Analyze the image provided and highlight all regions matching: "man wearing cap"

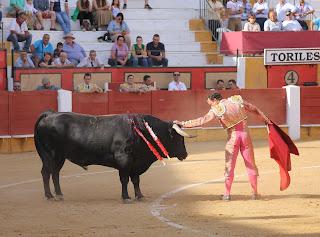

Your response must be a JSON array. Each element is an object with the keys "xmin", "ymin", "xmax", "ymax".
[
  {"xmin": 36, "ymin": 78, "xmax": 60, "ymax": 90},
  {"xmin": 276, "ymin": 0, "xmax": 296, "ymax": 22},
  {"xmin": 282, "ymin": 10, "xmax": 303, "ymax": 31},
  {"xmin": 63, "ymin": 33, "xmax": 86, "ymax": 65},
  {"xmin": 175, "ymin": 93, "xmax": 271, "ymax": 201},
  {"xmin": 76, "ymin": 73, "xmax": 103, "ymax": 93}
]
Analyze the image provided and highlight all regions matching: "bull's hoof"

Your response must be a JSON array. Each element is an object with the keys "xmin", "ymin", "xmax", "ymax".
[
  {"xmin": 54, "ymin": 195, "xmax": 64, "ymax": 201},
  {"xmin": 135, "ymin": 196, "xmax": 145, "ymax": 202},
  {"xmin": 122, "ymin": 198, "xmax": 133, "ymax": 204}
]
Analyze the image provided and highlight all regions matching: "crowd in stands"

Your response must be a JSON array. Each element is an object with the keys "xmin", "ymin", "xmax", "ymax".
[
  {"xmin": 5, "ymin": 0, "xmax": 168, "ymax": 68},
  {"xmin": 208, "ymin": 0, "xmax": 320, "ymax": 34}
]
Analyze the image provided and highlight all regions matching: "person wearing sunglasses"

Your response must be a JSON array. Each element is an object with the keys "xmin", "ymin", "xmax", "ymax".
[{"xmin": 168, "ymin": 72, "xmax": 187, "ymax": 91}]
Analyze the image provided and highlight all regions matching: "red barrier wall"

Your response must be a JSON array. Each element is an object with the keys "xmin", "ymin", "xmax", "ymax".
[
  {"xmin": 152, "ymin": 91, "xmax": 197, "ymax": 121},
  {"xmin": 10, "ymin": 91, "xmax": 58, "ymax": 135},
  {"xmin": 108, "ymin": 91, "xmax": 152, "ymax": 114},
  {"xmin": 0, "ymin": 69, "xmax": 7, "ymax": 91},
  {"xmin": 14, "ymin": 67, "xmax": 237, "ymax": 91},
  {"xmin": 73, "ymin": 93, "xmax": 109, "ymax": 115},
  {"xmin": 267, "ymin": 65, "xmax": 317, "ymax": 88},
  {"xmin": 301, "ymin": 87, "xmax": 320, "ymax": 124},
  {"xmin": 0, "ymin": 91, "xmax": 10, "ymax": 135},
  {"xmin": 240, "ymin": 89, "xmax": 286, "ymax": 125}
]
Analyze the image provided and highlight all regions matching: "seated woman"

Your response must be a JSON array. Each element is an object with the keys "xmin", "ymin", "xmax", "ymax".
[
  {"xmin": 24, "ymin": 0, "xmax": 44, "ymax": 30},
  {"xmin": 111, "ymin": 0, "xmax": 121, "ymax": 19},
  {"xmin": 243, "ymin": 14, "xmax": 261, "ymax": 31},
  {"xmin": 108, "ymin": 35, "xmax": 130, "ymax": 67},
  {"xmin": 93, "ymin": 0, "xmax": 112, "ymax": 30},
  {"xmin": 77, "ymin": 0, "xmax": 94, "ymax": 31},
  {"xmin": 107, "ymin": 12, "xmax": 131, "ymax": 48},
  {"xmin": 38, "ymin": 52, "xmax": 54, "ymax": 68},
  {"xmin": 264, "ymin": 10, "xmax": 283, "ymax": 31},
  {"xmin": 130, "ymin": 36, "xmax": 148, "ymax": 67}
]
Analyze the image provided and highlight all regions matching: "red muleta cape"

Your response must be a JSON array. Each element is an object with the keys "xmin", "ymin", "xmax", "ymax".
[{"xmin": 268, "ymin": 123, "xmax": 299, "ymax": 191}]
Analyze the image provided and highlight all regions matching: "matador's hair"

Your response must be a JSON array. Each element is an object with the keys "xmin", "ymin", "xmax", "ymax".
[{"xmin": 208, "ymin": 92, "xmax": 223, "ymax": 101}]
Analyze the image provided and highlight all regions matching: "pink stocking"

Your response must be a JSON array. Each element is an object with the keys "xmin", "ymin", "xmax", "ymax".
[
  {"xmin": 248, "ymin": 174, "xmax": 258, "ymax": 194},
  {"xmin": 224, "ymin": 176, "xmax": 234, "ymax": 196}
]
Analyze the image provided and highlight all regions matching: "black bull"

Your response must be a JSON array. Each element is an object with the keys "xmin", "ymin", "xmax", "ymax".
[{"xmin": 34, "ymin": 111, "xmax": 192, "ymax": 201}]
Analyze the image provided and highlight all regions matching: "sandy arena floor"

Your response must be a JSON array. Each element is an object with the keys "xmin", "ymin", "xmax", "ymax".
[{"xmin": 0, "ymin": 140, "xmax": 319, "ymax": 237}]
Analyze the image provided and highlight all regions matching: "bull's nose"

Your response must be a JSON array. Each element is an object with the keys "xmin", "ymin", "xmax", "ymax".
[{"xmin": 178, "ymin": 153, "xmax": 188, "ymax": 161}]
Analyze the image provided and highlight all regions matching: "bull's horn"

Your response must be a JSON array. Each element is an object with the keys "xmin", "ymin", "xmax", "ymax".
[{"xmin": 172, "ymin": 124, "xmax": 197, "ymax": 138}]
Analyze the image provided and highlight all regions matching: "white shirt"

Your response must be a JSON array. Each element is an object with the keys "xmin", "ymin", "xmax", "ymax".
[
  {"xmin": 168, "ymin": 81, "xmax": 187, "ymax": 91},
  {"xmin": 264, "ymin": 19, "xmax": 283, "ymax": 31},
  {"xmin": 24, "ymin": 3, "xmax": 38, "ymax": 14},
  {"xmin": 295, "ymin": 2, "xmax": 314, "ymax": 20},
  {"xmin": 54, "ymin": 57, "xmax": 72, "ymax": 66},
  {"xmin": 226, "ymin": 0, "xmax": 243, "ymax": 19},
  {"xmin": 77, "ymin": 57, "xmax": 102, "ymax": 67},
  {"xmin": 9, "ymin": 19, "xmax": 28, "ymax": 34},
  {"xmin": 282, "ymin": 19, "xmax": 302, "ymax": 31},
  {"xmin": 208, "ymin": 0, "xmax": 224, "ymax": 20},
  {"xmin": 252, "ymin": 2, "xmax": 268, "ymax": 18},
  {"xmin": 276, "ymin": 2, "xmax": 296, "ymax": 22}
]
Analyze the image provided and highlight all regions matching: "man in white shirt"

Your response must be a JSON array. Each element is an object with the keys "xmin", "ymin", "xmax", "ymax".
[
  {"xmin": 264, "ymin": 10, "xmax": 283, "ymax": 31},
  {"xmin": 252, "ymin": 0, "xmax": 268, "ymax": 31},
  {"xmin": 295, "ymin": 0, "xmax": 314, "ymax": 30},
  {"xmin": 7, "ymin": 11, "xmax": 32, "ymax": 52},
  {"xmin": 168, "ymin": 72, "xmax": 187, "ymax": 91},
  {"xmin": 276, "ymin": 0, "xmax": 296, "ymax": 22},
  {"xmin": 54, "ymin": 52, "xmax": 74, "ymax": 67},
  {"xmin": 226, "ymin": 0, "xmax": 243, "ymax": 31},
  {"xmin": 77, "ymin": 50, "xmax": 103, "ymax": 67},
  {"xmin": 282, "ymin": 10, "xmax": 302, "ymax": 31}
]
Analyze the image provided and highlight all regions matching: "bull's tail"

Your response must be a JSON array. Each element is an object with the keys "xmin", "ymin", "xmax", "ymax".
[{"xmin": 34, "ymin": 111, "xmax": 55, "ymax": 168}]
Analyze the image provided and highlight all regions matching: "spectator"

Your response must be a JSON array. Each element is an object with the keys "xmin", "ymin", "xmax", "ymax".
[
  {"xmin": 0, "ymin": 3, "xmax": 2, "ymax": 27},
  {"xmin": 140, "ymin": 75, "xmax": 156, "ymax": 92},
  {"xmin": 53, "ymin": 42, "xmax": 63, "ymax": 58},
  {"xmin": 243, "ymin": 14, "xmax": 261, "ymax": 31},
  {"xmin": 8, "ymin": 0, "xmax": 25, "ymax": 17},
  {"xmin": 33, "ymin": 0, "xmax": 57, "ymax": 30},
  {"xmin": 13, "ymin": 81, "xmax": 21, "ymax": 91},
  {"xmin": 146, "ymin": 34, "xmax": 168, "ymax": 67},
  {"xmin": 77, "ymin": 50, "xmax": 103, "ymax": 67},
  {"xmin": 36, "ymin": 78, "xmax": 59, "ymax": 90},
  {"xmin": 295, "ymin": 0, "xmax": 314, "ymax": 30},
  {"xmin": 214, "ymin": 79, "xmax": 225, "ymax": 90},
  {"xmin": 54, "ymin": 52, "xmax": 74, "ymax": 67},
  {"xmin": 312, "ymin": 17, "xmax": 320, "ymax": 31},
  {"xmin": 108, "ymin": 35, "xmax": 130, "ymax": 67},
  {"xmin": 168, "ymin": 72, "xmax": 187, "ymax": 91},
  {"xmin": 240, "ymin": 0, "xmax": 252, "ymax": 29},
  {"xmin": 24, "ymin": 0, "xmax": 44, "ymax": 30},
  {"xmin": 207, "ymin": 0, "xmax": 225, "ymax": 41},
  {"xmin": 7, "ymin": 11, "xmax": 32, "ymax": 52},
  {"xmin": 38, "ymin": 52, "xmax": 54, "ymax": 68},
  {"xmin": 14, "ymin": 50, "xmax": 35, "ymax": 68},
  {"xmin": 122, "ymin": 0, "xmax": 152, "ymax": 9},
  {"xmin": 107, "ymin": 12, "xmax": 131, "ymax": 48},
  {"xmin": 111, "ymin": 0, "xmax": 121, "ymax": 18},
  {"xmin": 77, "ymin": 0, "xmax": 94, "ymax": 31},
  {"xmin": 119, "ymin": 74, "xmax": 143, "ymax": 92},
  {"xmin": 76, "ymin": 73, "xmax": 103, "ymax": 93},
  {"xmin": 50, "ymin": 0, "xmax": 71, "ymax": 35},
  {"xmin": 227, "ymin": 79, "xmax": 239, "ymax": 89},
  {"xmin": 30, "ymin": 34, "xmax": 54, "ymax": 66},
  {"xmin": 131, "ymin": 36, "xmax": 148, "ymax": 67},
  {"xmin": 252, "ymin": 0, "xmax": 268, "ymax": 31},
  {"xmin": 276, "ymin": 0, "xmax": 296, "ymax": 22},
  {"xmin": 62, "ymin": 33, "xmax": 86, "ymax": 65},
  {"xmin": 226, "ymin": 0, "xmax": 243, "ymax": 31},
  {"xmin": 93, "ymin": 0, "xmax": 112, "ymax": 30},
  {"xmin": 282, "ymin": 10, "xmax": 302, "ymax": 31},
  {"xmin": 264, "ymin": 10, "xmax": 283, "ymax": 31}
]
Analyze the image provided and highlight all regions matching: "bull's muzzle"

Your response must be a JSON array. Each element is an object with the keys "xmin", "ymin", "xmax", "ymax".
[{"xmin": 172, "ymin": 124, "xmax": 197, "ymax": 138}]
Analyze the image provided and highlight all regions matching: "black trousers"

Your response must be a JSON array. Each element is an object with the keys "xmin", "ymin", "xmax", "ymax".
[
  {"xmin": 78, "ymin": 11, "xmax": 94, "ymax": 26},
  {"xmin": 208, "ymin": 19, "xmax": 220, "ymax": 41},
  {"xmin": 298, "ymin": 20, "xmax": 308, "ymax": 31}
]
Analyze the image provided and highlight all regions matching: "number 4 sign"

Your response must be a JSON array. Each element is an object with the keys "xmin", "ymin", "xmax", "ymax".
[{"xmin": 284, "ymin": 70, "xmax": 299, "ymax": 85}]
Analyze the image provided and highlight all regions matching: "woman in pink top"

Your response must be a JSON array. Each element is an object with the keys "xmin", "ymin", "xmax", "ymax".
[
  {"xmin": 175, "ymin": 92, "xmax": 271, "ymax": 201},
  {"xmin": 108, "ymin": 35, "xmax": 130, "ymax": 67}
]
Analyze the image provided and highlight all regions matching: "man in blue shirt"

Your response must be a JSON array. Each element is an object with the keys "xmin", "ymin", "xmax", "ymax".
[
  {"xmin": 30, "ymin": 34, "xmax": 54, "ymax": 65},
  {"xmin": 62, "ymin": 33, "xmax": 86, "ymax": 65}
]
